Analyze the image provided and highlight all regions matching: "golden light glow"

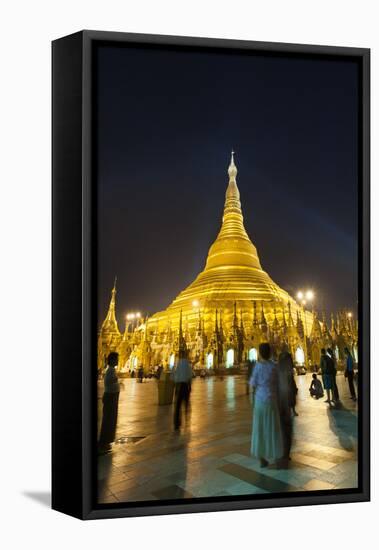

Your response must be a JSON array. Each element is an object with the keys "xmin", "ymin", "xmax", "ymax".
[
  {"xmin": 348, "ymin": 312, "xmax": 353, "ymax": 318},
  {"xmin": 306, "ymin": 290, "xmax": 314, "ymax": 301},
  {"xmin": 192, "ymin": 300, "xmax": 199, "ymax": 308},
  {"xmin": 127, "ymin": 312, "xmax": 141, "ymax": 321},
  {"xmin": 297, "ymin": 291, "xmax": 304, "ymax": 300}
]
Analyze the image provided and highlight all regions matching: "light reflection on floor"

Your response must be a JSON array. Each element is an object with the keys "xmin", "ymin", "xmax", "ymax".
[{"xmin": 97, "ymin": 373, "xmax": 358, "ymax": 504}]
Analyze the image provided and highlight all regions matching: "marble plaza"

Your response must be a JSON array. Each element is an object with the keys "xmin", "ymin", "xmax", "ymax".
[{"xmin": 98, "ymin": 373, "xmax": 358, "ymax": 504}]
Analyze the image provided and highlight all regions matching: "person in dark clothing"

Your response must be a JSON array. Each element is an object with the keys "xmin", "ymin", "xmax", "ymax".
[
  {"xmin": 138, "ymin": 365, "xmax": 144, "ymax": 383},
  {"xmin": 327, "ymin": 347, "xmax": 340, "ymax": 403},
  {"xmin": 309, "ymin": 373, "xmax": 324, "ymax": 399},
  {"xmin": 98, "ymin": 352, "xmax": 120, "ymax": 454},
  {"xmin": 277, "ymin": 351, "xmax": 297, "ymax": 465},
  {"xmin": 173, "ymin": 348, "xmax": 192, "ymax": 430},
  {"xmin": 344, "ymin": 347, "xmax": 357, "ymax": 401},
  {"xmin": 290, "ymin": 373, "xmax": 299, "ymax": 416},
  {"xmin": 320, "ymin": 348, "xmax": 334, "ymax": 404}
]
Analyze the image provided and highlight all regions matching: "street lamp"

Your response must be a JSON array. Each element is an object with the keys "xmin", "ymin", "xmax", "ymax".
[
  {"xmin": 296, "ymin": 289, "xmax": 316, "ymax": 368},
  {"xmin": 126, "ymin": 311, "xmax": 141, "ymax": 331},
  {"xmin": 297, "ymin": 289, "xmax": 315, "ymax": 310}
]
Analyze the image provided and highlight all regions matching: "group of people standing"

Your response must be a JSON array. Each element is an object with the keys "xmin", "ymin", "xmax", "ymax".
[
  {"xmin": 319, "ymin": 347, "xmax": 341, "ymax": 404},
  {"xmin": 250, "ymin": 342, "xmax": 358, "ymax": 470},
  {"xmin": 249, "ymin": 343, "xmax": 298, "ymax": 469},
  {"xmin": 311, "ymin": 346, "xmax": 357, "ymax": 404}
]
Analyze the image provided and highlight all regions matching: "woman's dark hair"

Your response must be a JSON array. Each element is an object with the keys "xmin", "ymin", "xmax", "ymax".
[
  {"xmin": 278, "ymin": 351, "xmax": 294, "ymax": 368},
  {"xmin": 259, "ymin": 342, "xmax": 271, "ymax": 360},
  {"xmin": 107, "ymin": 352, "xmax": 119, "ymax": 367}
]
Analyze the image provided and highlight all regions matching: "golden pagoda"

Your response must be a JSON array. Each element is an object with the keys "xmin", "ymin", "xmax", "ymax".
[
  {"xmin": 148, "ymin": 152, "xmax": 311, "ymax": 338},
  {"xmin": 98, "ymin": 153, "xmax": 358, "ymax": 372}
]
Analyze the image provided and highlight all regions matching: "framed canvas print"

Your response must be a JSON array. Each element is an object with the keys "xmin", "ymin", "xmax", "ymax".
[{"xmin": 52, "ymin": 30, "xmax": 370, "ymax": 520}]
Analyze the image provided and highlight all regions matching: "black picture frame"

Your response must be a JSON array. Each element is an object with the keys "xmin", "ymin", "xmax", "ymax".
[{"xmin": 52, "ymin": 30, "xmax": 370, "ymax": 520}]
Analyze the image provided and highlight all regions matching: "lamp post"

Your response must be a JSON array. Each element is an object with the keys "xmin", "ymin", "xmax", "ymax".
[{"xmin": 126, "ymin": 311, "xmax": 142, "ymax": 332}]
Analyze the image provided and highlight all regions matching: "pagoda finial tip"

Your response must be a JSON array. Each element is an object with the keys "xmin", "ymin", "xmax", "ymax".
[{"xmin": 228, "ymin": 150, "xmax": 237, "ymax": 180}]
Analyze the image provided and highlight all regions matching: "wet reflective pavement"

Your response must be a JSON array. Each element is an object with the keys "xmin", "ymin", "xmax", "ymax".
[{"xmin": 97, "ymin": 373, "xmax": 358, "ymax": 504}]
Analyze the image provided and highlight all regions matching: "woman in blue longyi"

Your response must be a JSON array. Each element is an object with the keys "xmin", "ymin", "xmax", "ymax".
[{"xmin": 250, "ymin": 342, "xmax": 283, "ymax": 468}]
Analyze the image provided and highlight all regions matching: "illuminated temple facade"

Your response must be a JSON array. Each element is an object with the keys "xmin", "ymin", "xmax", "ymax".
[{"xmin": 98, "ymin": 154, "xmax": 358, "ymax": 372}]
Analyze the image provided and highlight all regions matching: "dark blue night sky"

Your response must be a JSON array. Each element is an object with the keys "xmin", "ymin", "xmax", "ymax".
[{"xmin": 96, "ymin": 44, "xmax": 359, "ymax": 328}]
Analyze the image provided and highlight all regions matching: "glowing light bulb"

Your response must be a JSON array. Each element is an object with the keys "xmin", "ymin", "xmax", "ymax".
[
  {"xmin": 297, "ymin": 291, "xmax": 304, "ymax": 300},
  {"xmin": 306, "ymin": 290, "xmax": 314, "ymax": 301}
]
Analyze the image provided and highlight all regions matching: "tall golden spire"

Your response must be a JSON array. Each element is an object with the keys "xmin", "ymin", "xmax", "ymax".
[
  {"xmin": 150, "ymin": 153, "xmax": 303, "ymax": 326},
  {"xmin": 204, "ymin": 151, "xmax": 261, "ymax": 271},
  {"xmin": 101, "ymin": 277, "xmax": 120, "ymax": 336}
]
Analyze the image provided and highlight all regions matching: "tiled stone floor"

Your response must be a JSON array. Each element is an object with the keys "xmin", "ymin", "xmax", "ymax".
[{"xmin": 97, "ymin": 373, "xmax": 358, "ymax": 504}]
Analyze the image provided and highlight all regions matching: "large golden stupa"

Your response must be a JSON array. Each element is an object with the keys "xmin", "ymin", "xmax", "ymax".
[
  {"xmin": 149, "ymin": 152, "xmax": 303, "ymax": 333},
  {"xmin": 98, "ymin": 153, "xmax": 358, "ymax": 371}
]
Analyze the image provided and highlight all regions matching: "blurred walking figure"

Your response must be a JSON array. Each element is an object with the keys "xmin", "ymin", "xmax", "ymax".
[
  {"xmin": 246, "ymin": 359, "xmax": 255, "ymax": 395},
  {"xmin": 98, "ymin": 352, "xmax": 120, "ymax": 454},
  {"xmin": 290, "ymin": 369, "xmax": 298, "ymax": 416},
  {"xmin": 327, "ymin": 347, "xmax": 340, "ymax": 403},
  {"xmin": 138, "ymin": 365, "xmax": 144, "ymax": 383},
  {"xmin": 250, "ymin": 343, "xmax": 283, "ymax": 468},
  {"xmin": 277, "ymin": 352, "xmax": 297, "ymax": 465},
  {"xmin": 173, "ymin": 348, "xmax": 192, "ymax": 430},
  {"xmin": 320, "ymin": 348, "xmax": 334, "ymax": 404},
  {"xmin": 344, "ymin": 347, "xmax": 357, "ymax": 401},
  {"xmin": 309, "ymin": 373, "xmax": 324, "ymax": 399}
]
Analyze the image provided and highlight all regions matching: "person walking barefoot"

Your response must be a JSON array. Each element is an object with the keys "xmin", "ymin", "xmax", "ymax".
[
  {"xmin": 98, "ymin": 352, "xmax": 120, "ymax": 454},
  {"xmin": 172, "ymin": 347, "xmax": 192, "ymax": 430},
  {"xmin": 278, "ymin": 351, "xmax": 297, "ymax": 467},
  {"xmin": 344, "ymin": 347, "xmax": 357, "ymax": 401},
  {"xmin": 250, "ymin": 343, "xmax": 283, "ymax": 468},
  {"xmin": 320, "ymin": 348, "xmax": 333, "ymax": 404}
]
